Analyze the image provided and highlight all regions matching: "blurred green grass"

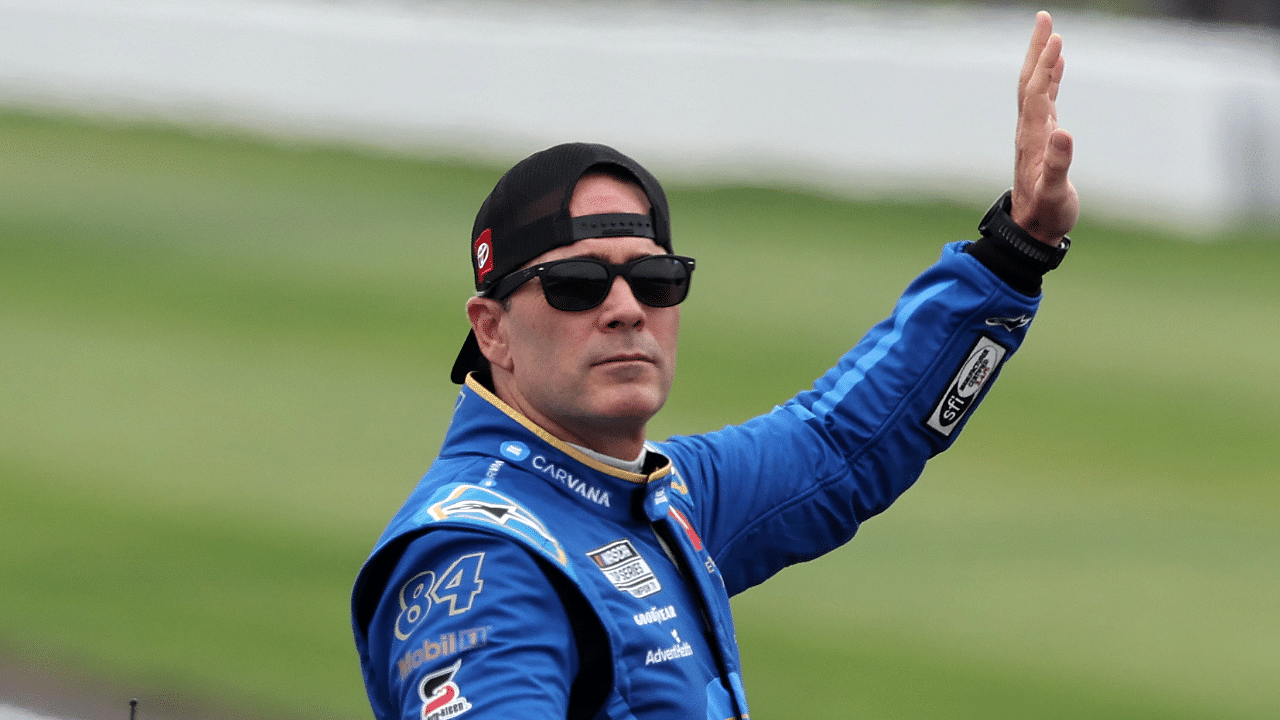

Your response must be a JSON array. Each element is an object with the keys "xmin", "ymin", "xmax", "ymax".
[{"xmin": 1, "ymin": 110, "xmax": 1277, "ymax": 719}]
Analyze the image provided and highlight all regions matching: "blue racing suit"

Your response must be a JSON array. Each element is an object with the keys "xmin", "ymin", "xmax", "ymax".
[{"xmin": 352, "ymin": 240, "xmax": 1044, "ymax": 719}]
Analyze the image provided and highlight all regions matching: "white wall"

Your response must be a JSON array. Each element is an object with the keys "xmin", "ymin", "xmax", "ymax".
[{"xmin": 1, "ymin": 0, "xmax": 1277, "ymax": 231}]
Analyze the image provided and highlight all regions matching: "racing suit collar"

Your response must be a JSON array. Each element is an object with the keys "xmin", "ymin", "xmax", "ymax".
[{"xmin": 458, "ymin": 372, "xmax": 673, "ymax": 485}]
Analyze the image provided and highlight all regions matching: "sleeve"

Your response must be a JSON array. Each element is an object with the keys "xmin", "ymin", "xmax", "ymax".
[
  {"xmin": 362, "ymin": 529, "xmax": 579, "ymax": 720},
  {"xmin": 659, "ymin": 243, "xmax": 1041, "ymax": 595}
]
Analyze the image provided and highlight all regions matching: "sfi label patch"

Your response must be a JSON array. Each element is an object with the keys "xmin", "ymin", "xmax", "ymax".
[{"xmin": 926, "ymin": 334, "xmax": 1008, "ymax": 437}]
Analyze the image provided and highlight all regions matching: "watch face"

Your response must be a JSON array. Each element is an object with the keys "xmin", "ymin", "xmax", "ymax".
[{"xmin": 979, "ymin": 190, "xmax": 1014, "ymax": 234}]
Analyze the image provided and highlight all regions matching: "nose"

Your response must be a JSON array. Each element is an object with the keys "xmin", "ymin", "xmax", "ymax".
[{"xmin": 598, "ymin": 275, "xmax": 645, "ymax": 330}]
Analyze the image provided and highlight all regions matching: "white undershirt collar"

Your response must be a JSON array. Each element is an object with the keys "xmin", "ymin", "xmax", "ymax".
[{"xmin": 567, "ymin": 441, "xmax": 647, "ymax": 475}]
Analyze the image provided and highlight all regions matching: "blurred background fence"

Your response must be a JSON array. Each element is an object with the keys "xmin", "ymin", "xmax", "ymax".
[{"xmin": 1, "ymin": 0, "xmax": 1277, "ymax": 232}]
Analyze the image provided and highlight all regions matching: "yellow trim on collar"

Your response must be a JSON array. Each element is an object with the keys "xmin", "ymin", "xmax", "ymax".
[{"xmin": 464, "ymin": 373, "xmax": 672, "ymax": 484}]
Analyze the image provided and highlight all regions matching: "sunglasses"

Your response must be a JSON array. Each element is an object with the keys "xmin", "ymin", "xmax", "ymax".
[{"xmin": 487, "ymin": 254, "xmax": 696, "ymax": 312}]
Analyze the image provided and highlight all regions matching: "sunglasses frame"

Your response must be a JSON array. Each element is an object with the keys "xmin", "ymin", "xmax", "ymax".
[{"xmin": 486, "ymin": 254, "xmax": 696, "ymax": 312}]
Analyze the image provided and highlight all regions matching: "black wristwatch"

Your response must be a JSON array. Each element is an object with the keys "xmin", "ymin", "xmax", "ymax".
[{"xmin": 978, "ymin": 189, "xmax": 1070, "ymax": 272}]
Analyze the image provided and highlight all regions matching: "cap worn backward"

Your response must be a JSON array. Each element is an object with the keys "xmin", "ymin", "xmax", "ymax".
[{"xmin": 450, "ymin": 143, "xmax": 672, "ymax": 384}]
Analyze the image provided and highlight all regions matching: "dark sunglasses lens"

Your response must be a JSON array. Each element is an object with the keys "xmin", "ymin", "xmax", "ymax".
[
  {"xmin": 540, "ymin": 261, "xmax": 611, "ymax": 311},
  {"xmin": 629, "ymin": 257, "xmax": 690, "ymax": 307}
]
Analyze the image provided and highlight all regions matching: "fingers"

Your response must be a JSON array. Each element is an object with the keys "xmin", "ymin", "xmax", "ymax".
[
  {"xmin": 1017, "ymin": 14, "xmax": 1066, "ymax": 158},
  {"xmin": 1049, "ymin": 54, "xmax": 1064, "ymax": 103},
  {"xmin": 1011, "ymin": 12, "xmax": 1079, "ymax": 245},
  {"xmin": 1018, "ymin": 12, "xmax": 1054, "ymax": 101},
  {"xmin": 1025, "ymin": 32, "xmax": 1064, "ymax": 104}
]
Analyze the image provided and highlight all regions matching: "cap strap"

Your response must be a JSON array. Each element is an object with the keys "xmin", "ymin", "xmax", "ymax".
[{"xmin": 571, "ymin": 213, "xmax": 656, "ymax": 241}]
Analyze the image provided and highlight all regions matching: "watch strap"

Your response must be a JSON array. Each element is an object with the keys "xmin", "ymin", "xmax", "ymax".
[
  {"xmin": 965, "ymin": 190, "xmax": 1070, "ymax": 296},
  {"xmin": 977, "ymin": 189, "xmax": 1070, "ymax": 271}
]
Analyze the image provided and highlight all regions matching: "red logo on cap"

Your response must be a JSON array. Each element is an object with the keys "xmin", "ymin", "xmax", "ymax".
[{"xmin": 474, "ymin": 229, "xmax": 494, "ymax": 284}]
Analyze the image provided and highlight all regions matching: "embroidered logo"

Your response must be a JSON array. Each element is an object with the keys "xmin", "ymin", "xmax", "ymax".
[
  {"xmin": 532, "ymin": 454, "xmax": 611, "ymax": 507},
  {"xmin": 422, "ymin": 485, "xmax": 567, "ymax": 566},
  {"xmin": 985, "ymin": 314, "xmax": 1033, "ymax": 332},
  {"xmin": 634, "ymin": 604, "xmax": 678, "ymax": 626},
  {"xmin": 586, "ymin": 539, "xmax": 662, "ymax": 598},
  {"xmin": 397, "ymin": 627, "xmax": 490, "ymax": 681},
  {"xmin": 499, "ymin": 441, "xmax": 529, "ymax": 461},
  {"xmin": 418, "ymin": 659, "xmax": 472, "ymax": 720},
  {"xmin": 473, "ymin": 229, "xmax": 494, "ymax": 286},
  {"xmin": 645, "ymin": 629, "xmax": 694, "ymax": 665}
]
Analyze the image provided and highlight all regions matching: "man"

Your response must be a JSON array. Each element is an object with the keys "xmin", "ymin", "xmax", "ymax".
[{"xmin": 352, "ymin": 11, "xmax": 1077, "ymax": 720}]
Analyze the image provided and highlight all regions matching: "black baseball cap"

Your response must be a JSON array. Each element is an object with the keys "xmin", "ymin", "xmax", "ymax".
[{"xmin": 450, "ymin": 143, "xmax": 673, "ymax": 384}]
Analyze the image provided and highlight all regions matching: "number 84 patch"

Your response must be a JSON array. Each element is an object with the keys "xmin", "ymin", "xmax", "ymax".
[{"xmin": 395, "ymin": 552, "xmax": 486, "ymax": 641}]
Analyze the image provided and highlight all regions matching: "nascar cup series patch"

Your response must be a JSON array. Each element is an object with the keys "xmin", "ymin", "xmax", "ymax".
[
  {"xmin": 586, "ymin": 539, "xmax": 662, "ymax": 598},
  {"xmin": 926, "ymin": 334, "xmax": 1008, "ymax": 437}
]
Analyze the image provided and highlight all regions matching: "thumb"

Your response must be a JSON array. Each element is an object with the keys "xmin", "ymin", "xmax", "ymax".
[{"xmin": 1043, "ymin": 129, "xmax": 1074, "ymax": 189}]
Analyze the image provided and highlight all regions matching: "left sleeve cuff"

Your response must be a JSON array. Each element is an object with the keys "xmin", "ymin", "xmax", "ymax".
[{"xmin": 964, "ymin": 189, "xmax": 1070, "ymax": 297}]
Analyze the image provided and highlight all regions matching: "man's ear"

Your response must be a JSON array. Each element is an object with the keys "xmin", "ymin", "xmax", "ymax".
[{"xmin": 466, "ymin": 297, "xmax": 513, "ymax": 373}]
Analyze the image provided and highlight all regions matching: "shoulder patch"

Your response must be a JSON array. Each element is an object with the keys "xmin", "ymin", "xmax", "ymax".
[
  {"xmin": 414, "ymin": 484, "xmax": 569, "ymax": 570},
  {"xmin": 419, "ymin": 658, "xmax": 473, "ymax": 720}
]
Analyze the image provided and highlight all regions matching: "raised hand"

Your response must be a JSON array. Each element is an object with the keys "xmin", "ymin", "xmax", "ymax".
[{"xmin": 1012, "ymin": 11, "xmax": 1079, "ymax": 246}]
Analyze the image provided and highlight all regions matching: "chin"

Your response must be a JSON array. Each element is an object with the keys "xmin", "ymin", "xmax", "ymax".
[{"xmin": 591, "ymin": 385, "xmax": 667, "ymax": 425}]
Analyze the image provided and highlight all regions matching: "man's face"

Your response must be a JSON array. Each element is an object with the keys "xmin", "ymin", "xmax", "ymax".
[{"xmin": 475, "ymin": 174, "xmax": 680, "ymax": 456}]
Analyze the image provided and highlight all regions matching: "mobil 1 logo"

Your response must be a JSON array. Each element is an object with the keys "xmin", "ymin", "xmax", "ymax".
[{"xmin": 926, "ymin": 334, "xmax": 1008, "ymax": 438}]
